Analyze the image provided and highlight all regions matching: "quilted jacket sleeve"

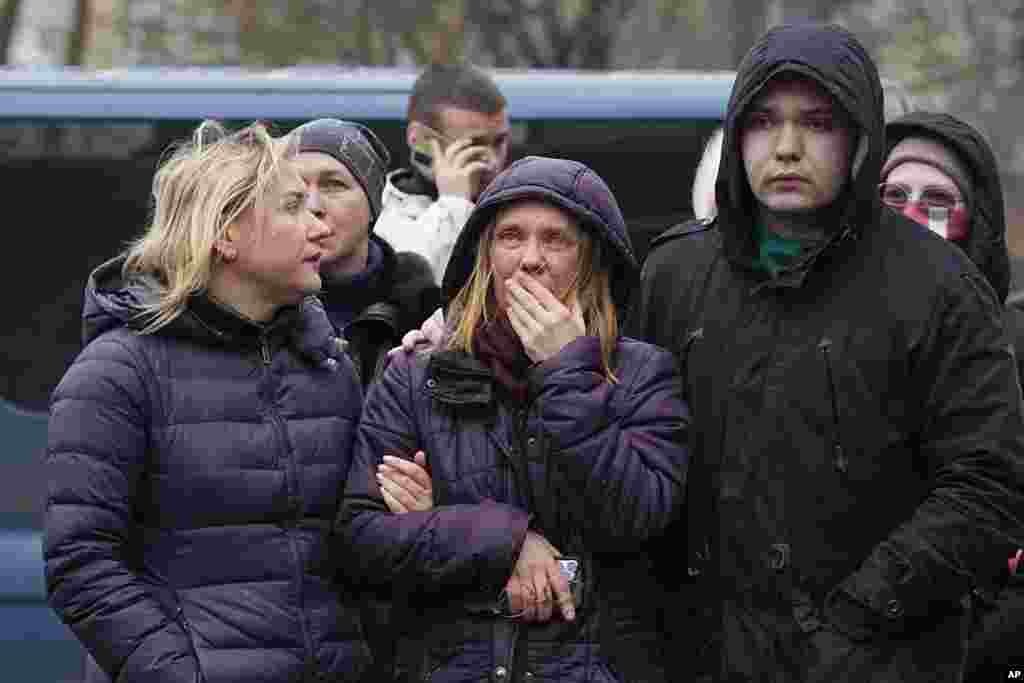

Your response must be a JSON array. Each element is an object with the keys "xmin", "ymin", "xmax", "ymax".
[
  {"xmin": 829, "ymin": 272, "xmax": 1024, "ymax": 638},
  {"xmin": 43, "ymin": 333, "xmax": 198, "ymax": 683},
  {"xmin": 530, "ymin": 336, "xmax": 690, "ymax": 550},
  {"xmin": 337, "ymin": 351, "xmax": 530, "ymax": 599}
]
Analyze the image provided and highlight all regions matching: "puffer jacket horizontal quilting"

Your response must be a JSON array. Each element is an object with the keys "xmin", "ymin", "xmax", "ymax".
[
  {"xmin": 45, "ymin": 296, "xmax": 370, "ymax": 682},
  {"xmin": 338, "ymin": 336, "xmax": 689, "ymax": 682}
]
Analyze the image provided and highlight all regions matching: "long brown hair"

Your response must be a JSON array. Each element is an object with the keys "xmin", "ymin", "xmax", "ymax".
[{"xmin": 446, "ymin": 208, "xmax": 620, "ymax": 382}]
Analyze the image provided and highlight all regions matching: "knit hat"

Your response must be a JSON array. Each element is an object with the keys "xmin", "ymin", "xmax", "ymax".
[
  {"xmin": 881, "ymin": 135, "xmax": 972, "ymax": 206},
  {"xmin": 292, "ymin": 118, "xmax": 391, "ymax": 223}
]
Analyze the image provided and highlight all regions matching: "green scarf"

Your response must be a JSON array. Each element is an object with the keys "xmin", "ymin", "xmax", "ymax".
[{"xmin": 752, "ymin": 221, "xmax": 805, "ymax": 277}]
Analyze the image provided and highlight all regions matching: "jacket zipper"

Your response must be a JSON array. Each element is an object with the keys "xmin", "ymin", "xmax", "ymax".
[
  {"xmin": 260, "ymin": 336, "xmax": 272, "ymax": 365},
  {"xmin": 817, "ymin": 338, "xmax": 848, "ymax": 475},
  {"xmin": 261, "ymin": 335, "xmax": 317, "ymax": 673},
  {"xmin": 175, "ymin": 607, "xmax": 206, "ymax": 683},
  {"xmin": 488, "ymin": 413, "xmax": 527, "ymax": 681}
]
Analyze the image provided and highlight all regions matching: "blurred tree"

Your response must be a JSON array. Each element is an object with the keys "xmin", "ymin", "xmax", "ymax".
[
  {"xmin": 840, "ymin": 0, "xmax": 1023, "ymax": 172},
  {"xmin": 464, "ymin": 0, "xmax": 639, "ymax": 68},
  {"xmin": 176, "ymin": 0, "xmax": 454, "ymax": 66},
  {"xmin": 768, "ymin": 0, "xmax": 854, "ymax": 25},
  {"xmin": 66, "ymin": 0, "xmax": 93, "ymax": 65},
  {"xmin": 0, "ymin": 0, "xmax": 25, "ymax": 65}
]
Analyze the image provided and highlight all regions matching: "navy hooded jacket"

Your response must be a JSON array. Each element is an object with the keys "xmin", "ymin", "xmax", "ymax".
[
  {"xmin": 43, "ymin": 258, "xmax": 370, "ymax": 683},
  {"xmin": 337, "ymin": 156, "xmax": 690, "ymax": 682}
]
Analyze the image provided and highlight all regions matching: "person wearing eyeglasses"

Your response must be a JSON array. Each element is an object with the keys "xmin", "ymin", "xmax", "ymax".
[
  {"xmin": 882, "ymin": 110, "xmax": 1024, "ymax": 682},
  {"xmin": 881, "ymin": 112, "xmax": 1023, "ymax": 381}
]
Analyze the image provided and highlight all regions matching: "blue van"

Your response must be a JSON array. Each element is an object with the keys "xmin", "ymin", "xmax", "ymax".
[{"xmin": 0, "ymin": 65, "xmax": 731, "ymax": 682}]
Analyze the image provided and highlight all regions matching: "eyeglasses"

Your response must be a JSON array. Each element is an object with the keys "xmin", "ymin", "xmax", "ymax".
[{"xmin": 878, "ymin": 182, "xmax": 963, "ymax": 211}]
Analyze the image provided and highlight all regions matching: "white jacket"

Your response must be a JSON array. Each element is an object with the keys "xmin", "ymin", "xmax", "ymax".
[{"xmin": 374, "ymin": 170, "xmax": 475, "ymax": 285}]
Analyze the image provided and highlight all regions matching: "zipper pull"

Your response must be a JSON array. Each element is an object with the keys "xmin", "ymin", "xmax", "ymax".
[
  {"xmin": 260, "ymin": 338, "xmax": 271, "ymax": 365},
  {"xmin": 833, "ymin": 443, "xmax": 848, "ymax": 474}
]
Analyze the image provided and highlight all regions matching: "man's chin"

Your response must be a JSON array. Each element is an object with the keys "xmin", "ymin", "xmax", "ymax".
[{"xmin": 761, "ymin": 196, "xmax": 819, "ymax": 213}]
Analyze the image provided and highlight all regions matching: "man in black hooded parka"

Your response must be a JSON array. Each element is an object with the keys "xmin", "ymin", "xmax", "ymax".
[{"xmin": 631, "ymin": 24, "xmax": 1024, "ymax": 681}]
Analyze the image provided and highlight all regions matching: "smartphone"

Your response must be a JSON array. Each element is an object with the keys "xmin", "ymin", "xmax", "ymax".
[
  {"xmin": 557, "ymin": 557, "xmax": 579, "ymax": 583},
  {"xmin": 410, "ymin": 138, "xmax": 438, "ymax": 182},
  {"xmin": 412, "ymin": 139, "xmax": 435, "ymax": 167}
]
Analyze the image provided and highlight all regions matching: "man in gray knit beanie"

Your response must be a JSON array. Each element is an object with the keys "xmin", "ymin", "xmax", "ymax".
[
  {"xmin": 291, "ymin": 118, "xmax": 439, "ymax": 390},
  {"xmin": 293, "ymin": 118, "xmax": 391, "ymax": 223}
]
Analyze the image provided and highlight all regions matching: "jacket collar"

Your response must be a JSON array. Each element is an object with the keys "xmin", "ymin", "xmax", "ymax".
[
  {"xmin": 319, "ymin": 234, "xmax": 398, "ymax": 325},
  {"xmin": 425, "ymin": 350, "xmax": 495, "ymax": 408}
]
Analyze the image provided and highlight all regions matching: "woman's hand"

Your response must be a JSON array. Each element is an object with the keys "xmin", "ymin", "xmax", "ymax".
[
  {"xmin": 505, "ymin": 530, "xmax": 575, "ymax": 623},
  {"xmin": 388, "ymin": 308, "xmax": 445, "ymax": 357},
  {"xmin": 505, "ymin": 273, "xmax": 585, "ymax": 363},
  {"xmin": 377, "ymin": 451, "xmax": 434, "ymax": 513}
]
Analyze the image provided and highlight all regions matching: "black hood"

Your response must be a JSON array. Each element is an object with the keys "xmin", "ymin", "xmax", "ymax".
[
  {"xmin": 716, "ymin": 23, "xmax": 885, "ymax": 268},
  {"xmin": 82, "ymin": 256, "xmax": 343, "ymax": 368},
  {"xmin": 885, "ymin": 112, "xmax": 1011, "ymax": 302}
]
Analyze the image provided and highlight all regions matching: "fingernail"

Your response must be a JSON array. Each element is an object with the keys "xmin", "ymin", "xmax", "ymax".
[{"xmin": 566, "ymin": 607, "xmax": 575, "ymax": 621}]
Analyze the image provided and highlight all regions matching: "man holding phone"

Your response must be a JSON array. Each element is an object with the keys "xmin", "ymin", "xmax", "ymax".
[{"xmin": 375, "ymin": 63, "xmax": 511, "ymax": 284}]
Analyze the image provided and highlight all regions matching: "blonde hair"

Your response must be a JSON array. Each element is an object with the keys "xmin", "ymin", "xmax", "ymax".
[
  {"xmin": 122, "ymin": 120, "xmax": 291, "ymax": 333},
  {"xmin": 446, "ymin": 208, "xmax": 620, "ymax": 383}
]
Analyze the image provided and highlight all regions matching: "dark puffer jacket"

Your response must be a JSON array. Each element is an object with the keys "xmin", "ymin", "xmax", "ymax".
[
  {"xmin": 44, "ymin": 258, "xmax": 370, "ymax": 683},
  {"xmin": 321, "ymin": 233, "xmax": 440, "ymax": 389},
  {"xmin": 337, "ymin": 156, "xmax": 690, "ymax": 682},
  {"xmin": 630, "ymin": 24, "xmax": 1024, "ymax": 682}
]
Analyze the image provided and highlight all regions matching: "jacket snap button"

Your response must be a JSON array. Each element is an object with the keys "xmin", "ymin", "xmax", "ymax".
[
  {"xmin": 885, "ymin": 599, "xmax": 904, "ymax": 618},
  {"xmin": 426, "ymin": 378, "xmax": 437, "ymax": 388},
  {"xmin": 494, "ymin": 666, "xmax": 508, "ymax": 679},
  {"xmin": 524, "ymin": 673, "xmax": 535, "ymax": 680},
  {"xmin": 527, "ymin": 436, "xmax": 537, "ymax": 446},
  {"xmin": 766, "ymin": 543, "xmax": 790, "ymax": 571}
]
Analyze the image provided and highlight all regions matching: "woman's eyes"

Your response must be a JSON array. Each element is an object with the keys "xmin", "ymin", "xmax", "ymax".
[
  {"xmin": 496, "ymin": 230, "xmax": 575, "ymax": 249},
  {"xmin": 542, "ymin": 233, "xmax": 574, "ymax": 248},
  {"xmin": 496, "ymin": 230, "xmax": 523, "ymax": 245}
]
